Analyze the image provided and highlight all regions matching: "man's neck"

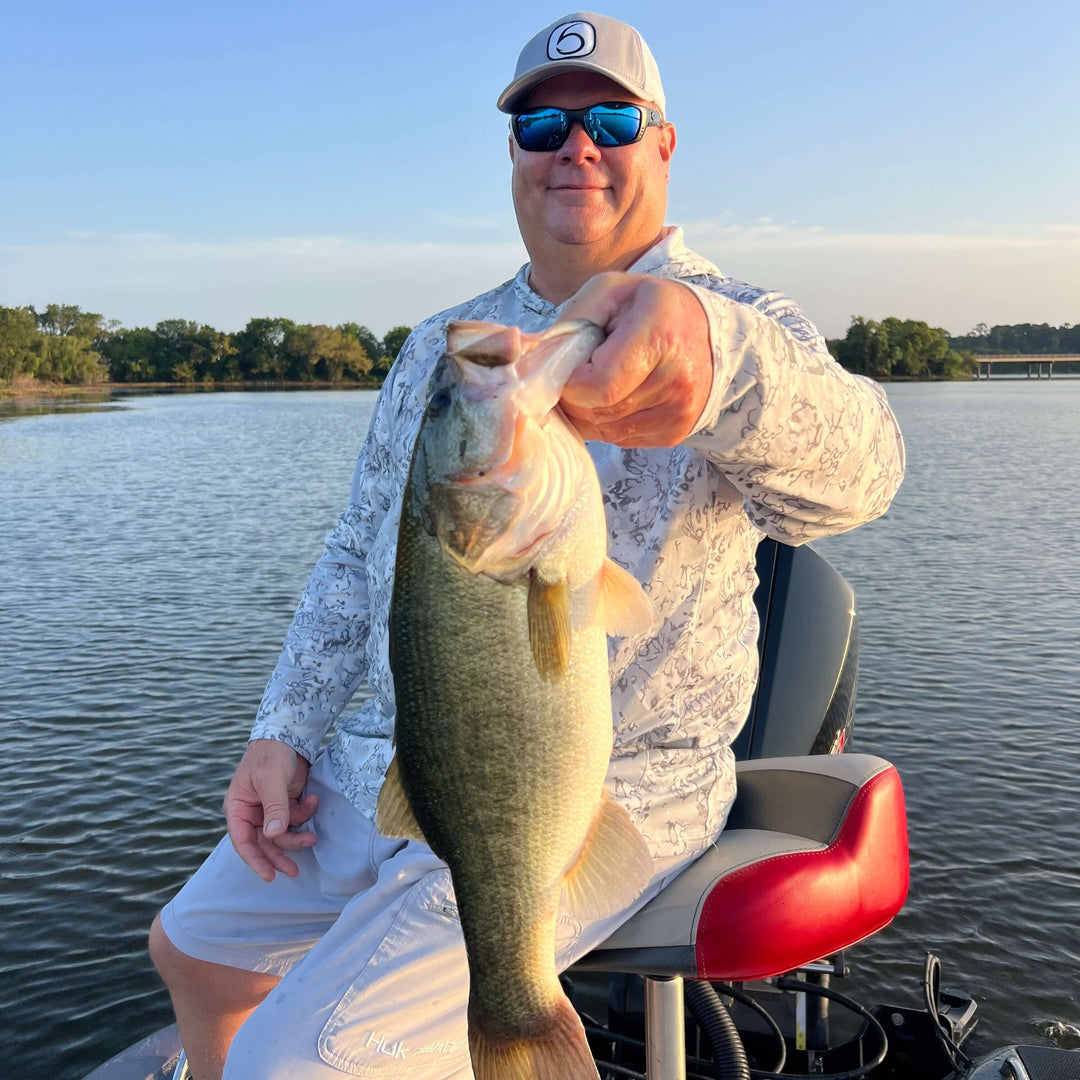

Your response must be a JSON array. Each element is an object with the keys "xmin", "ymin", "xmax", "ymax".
[{"xmin": 526, "ymin": 230, "xmax": 667, "ymax": 306}]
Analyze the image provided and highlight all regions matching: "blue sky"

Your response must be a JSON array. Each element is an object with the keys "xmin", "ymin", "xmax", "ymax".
[{"xmin": 2, "ymin": 0, "xmax": 1077, "ymax": 338}]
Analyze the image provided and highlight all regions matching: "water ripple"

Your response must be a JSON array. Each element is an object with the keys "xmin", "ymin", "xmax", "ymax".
[{"xmin": 3, "ymin": 384, "xmax": 1080, "ymax": 1077}]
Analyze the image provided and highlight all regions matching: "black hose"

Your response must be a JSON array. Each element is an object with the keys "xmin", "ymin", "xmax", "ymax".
[
  {"xmin": 685, "ymin": 979, "xmax": 751, "ymax": 1080},
  {"xmin": 923, "ymin": 952, "xmax": 973, "ymax": 1073},
  {"xmin": 718, "ymin": 983, "xmax": 787, "ymax": 1074}
]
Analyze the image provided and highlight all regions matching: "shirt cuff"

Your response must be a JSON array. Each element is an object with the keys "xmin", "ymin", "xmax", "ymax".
[{"xmin": 673, "ymin": 281, "xmax": 754, "ymax": 438}]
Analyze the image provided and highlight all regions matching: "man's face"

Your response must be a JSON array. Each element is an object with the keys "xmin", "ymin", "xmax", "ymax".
[{"xmin": 509, "ymin": 70, "xmax": 675, "ymax": 264}]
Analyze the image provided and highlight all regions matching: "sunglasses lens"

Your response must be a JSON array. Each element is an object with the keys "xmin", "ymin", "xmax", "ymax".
[
  {"xmin": 514, "ymin": 108, "xmax": 569, "ymax": 151},
  {"xmin": 585, "ymin": 104, "xmax": 644, "ymax": 147},
  {"xmin": 513, "ymin": 103, "xmax": 648, "ymax": 151}
]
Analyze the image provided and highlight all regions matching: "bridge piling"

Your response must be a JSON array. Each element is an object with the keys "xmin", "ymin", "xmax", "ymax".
[{"xmin": 975, "ymin": 355, "xmax": 1076, "ymax": 379}]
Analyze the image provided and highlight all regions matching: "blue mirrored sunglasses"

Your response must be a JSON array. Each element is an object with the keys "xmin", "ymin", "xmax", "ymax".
[{"xmin": 511, "ymin": 102, "xmax": 663, "ymax": 152}]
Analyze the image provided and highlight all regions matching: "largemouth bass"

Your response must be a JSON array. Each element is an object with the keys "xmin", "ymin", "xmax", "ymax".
[{"xmin": 377, "ymin": 318, "xmax": 655, "ymax": 1080}]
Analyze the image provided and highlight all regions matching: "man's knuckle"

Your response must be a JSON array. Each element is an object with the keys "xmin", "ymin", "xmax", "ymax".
[{"xmin": 595, "ymin": 385, "xmax": 624, "ymax": 409}]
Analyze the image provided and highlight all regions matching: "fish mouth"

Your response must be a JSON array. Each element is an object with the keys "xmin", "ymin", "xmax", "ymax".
[{"xmin": 443, "ymin": 408, "xmax": 537, "ymax": 493}]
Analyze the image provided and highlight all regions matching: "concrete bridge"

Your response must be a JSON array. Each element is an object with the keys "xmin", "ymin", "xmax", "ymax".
[{"xmin": 973, "ymin": 355, "xmax": 1080, "ymax": 379}]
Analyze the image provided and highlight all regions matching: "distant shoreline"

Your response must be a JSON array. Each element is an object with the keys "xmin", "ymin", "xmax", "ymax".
[
  {"xmin": 7, "ymin": 372, "xmax": 1080, "ymax": 400},
  {"xmin": 0, "ymin": 378, "xmax": 385, "ymax": 398}
]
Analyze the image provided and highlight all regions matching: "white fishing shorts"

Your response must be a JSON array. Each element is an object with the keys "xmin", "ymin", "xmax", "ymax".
[{"xmin": 160, "ymin": 751, "xmax": 698, "ymax": 1079}]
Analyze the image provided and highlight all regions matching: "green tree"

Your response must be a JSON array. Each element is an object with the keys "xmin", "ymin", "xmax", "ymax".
[
  {"xmin": 31, "ymin": 303, "xmax": 108, "ymax": 383},
  {"xmin": 35, "ymin": 303, "xmax": 108, "ymax": 345},
  {"xmin": 285, "ymin": 324, "xmax": 373, "ymax": 382},
  {"xmin": 235, "ymin": 317, "xmax": 295, "ymax": 380},
  {"xmin": 210, "ymin": 330, "xmax": 241, "ymax": 382},
  {"xmin": 381, "ymin": 326, "xmax": 412, "ymax": 369},
  {"xmin": 830, "ymin": 316, "xmax": 893, "ymax": 378},
  {"xmin": 940, "ymin": 348, "xmax": 975, "ymax": 379},
  {"xmin": 284, "ymin": 323, "xmax": 332, "ymax": 381},
  {"xmin": 6, "ymin": 304, "xmax": 412, "ymax": 387},
  {"xmin": 0, "ymin": 306, "xmax": 40, "ymax": 382},
  {"xmin": 100, "ymin": 327, "xmax": 158, "ymax": 382},
  {"xmin": 35, "ymin": 333, "xmax": 107, "ymax": 383},
  {"xmin": 830, "ymin": 316, "xmax": 974, "ymax": 380},
  {"xmin": 881, "ymin": 318, "xmax": 948, "ymax": 378},
  {"xmin": 339, "ymin": 323, "xmax": 383, "ymax": 374},
  {"xmin": 322, "ymin": 327, "xmax": 371, "ymax": 382},
  {"xmin": 152, "ymin": 319, "xmax": 204, "ymax": 382}
]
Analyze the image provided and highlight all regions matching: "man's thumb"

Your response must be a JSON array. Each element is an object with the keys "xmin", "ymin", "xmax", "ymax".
[{"xmin": 254, "ymin": 777, "xmax": 290, "ymax": 837}]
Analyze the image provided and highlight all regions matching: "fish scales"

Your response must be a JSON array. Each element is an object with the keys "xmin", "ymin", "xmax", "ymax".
[
  {"xmin": 391, "ymin": 489, "xmax": 610, "ymax": 1013},
  {"xmin": 380, "ymin": 318, "xmax": 654, "ymax": 1080}
]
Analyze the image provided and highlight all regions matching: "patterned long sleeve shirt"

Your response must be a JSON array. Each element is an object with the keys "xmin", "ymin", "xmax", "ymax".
[{"xmin": 249, "ymin": 228, "xmax": 905, "ymax": 859}]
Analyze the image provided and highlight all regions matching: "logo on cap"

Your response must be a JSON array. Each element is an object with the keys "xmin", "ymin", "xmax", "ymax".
[{"xmin": 547, "ymin": 20, "xmax": 596, "ymax": 60}]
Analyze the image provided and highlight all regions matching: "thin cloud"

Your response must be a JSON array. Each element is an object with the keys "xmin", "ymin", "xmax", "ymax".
[
  {"xmin": 685, "ymin": 219, "xmax": 1080, "ymax": 254},
  {"xmin": 0, "ymin": 233, "xmax": 529, "ymax": 335},
  {"xmin": 1, "ymin": 223, "xmax": 1077, "ymax": 339},
  {"xmin": 421, "ymin": 209, "xmax": 515, "ymax": 231},
  {"xmin": 688, "ymin": 221, "xmax": 1080, "ymax": 336}
]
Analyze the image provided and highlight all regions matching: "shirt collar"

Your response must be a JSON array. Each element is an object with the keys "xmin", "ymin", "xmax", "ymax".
[
  {"xmin": 511, "ymin": 263, "xmax": 556, "ymax": 318},
  {"xmin": 513, "ymin": 226, "xmax": 690, "ymax": 316}
]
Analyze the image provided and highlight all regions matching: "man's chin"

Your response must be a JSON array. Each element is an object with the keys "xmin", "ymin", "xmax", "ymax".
[{"xmin": 543, "ymin": 212, "xmax": 616, "ymax": 247}]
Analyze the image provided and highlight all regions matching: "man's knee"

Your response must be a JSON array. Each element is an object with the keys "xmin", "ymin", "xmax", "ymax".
[
  {"xmin": 149, "ymin": 912, "xmax": 278, "ymax": 1007},
  {"xmin": 149, "ymin": 912, "xmax": 185, "ymax": 984}
]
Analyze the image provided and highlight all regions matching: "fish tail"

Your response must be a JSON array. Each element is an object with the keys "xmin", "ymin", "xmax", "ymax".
[{"xmin": 468, "ymin": 993, "xmax": 599, "ymax": 1080}]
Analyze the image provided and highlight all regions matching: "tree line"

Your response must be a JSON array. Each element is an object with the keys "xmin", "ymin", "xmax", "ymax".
[
  {"xmin": 826, "ymin": 317, "xmax": 975, "ymax": 379},
  {"xmin": 0, "ymin": 304, "xmax": 413, "ymax": 387},
  {"xmin": 947, "ymin": 321, "xmax": 1080, "ymax": 355},
  {"xmin": 826, "ymin": 317, "xmax": 1080, "ymax": 379},
  {"xmin": 5, "ymin": 303, "xmax": 1078, "ymax": 389}
]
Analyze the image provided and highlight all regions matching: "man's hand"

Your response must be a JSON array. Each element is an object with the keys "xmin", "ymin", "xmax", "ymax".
[
  {"xmin": 556, "ymin": 273, "xmax": 713, "ymax": 448},
  {"xmin": 223, "ymin": 739, "xmax": 318, "ymax": 882}
]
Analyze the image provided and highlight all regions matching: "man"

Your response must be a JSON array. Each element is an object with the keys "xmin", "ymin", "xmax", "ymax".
[{"xmin": 150, "ymin": 12, "xmax": 905, "ymax": 1079}]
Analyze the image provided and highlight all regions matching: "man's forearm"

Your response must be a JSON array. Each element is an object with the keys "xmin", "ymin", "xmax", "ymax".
[
  {"xmin": 250, "ymin": 508, "xmax": 375, "ymax": 760},
  {"xmin": 684, "ymin": 285, "xmax": 906, "ymax": 544}
]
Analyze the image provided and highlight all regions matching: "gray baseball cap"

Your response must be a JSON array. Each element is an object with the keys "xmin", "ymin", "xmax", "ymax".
[{"xmin": 497, "ymin": 12, "xmax": 665, "ymax": 117}]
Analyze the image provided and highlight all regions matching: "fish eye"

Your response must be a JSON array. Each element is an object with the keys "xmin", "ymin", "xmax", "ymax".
[{"xmin": 428, "ymin": 388, "xmax": 453, "ymax": 416}]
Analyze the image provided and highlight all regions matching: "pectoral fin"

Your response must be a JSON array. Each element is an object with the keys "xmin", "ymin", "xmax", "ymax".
[
  {"xmin": 374, "ymin": 755, "xmax": 426, "ymax": 842},
  {"xmin": 599, "ymin": 557, "xmax": 656, "ymax": 637},
  {"xmin": 561, "ymin": 790, "xmax": 653, "ymax": 922},
  {"xmin": 528, "ymin": 570, "xmax": 571, "ymax": 682}
]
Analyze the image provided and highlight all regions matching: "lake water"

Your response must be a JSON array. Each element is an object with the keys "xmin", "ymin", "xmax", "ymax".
[{"xmin": 1, "ymin": 381, "xmax": 1078, "ymax": 1079}]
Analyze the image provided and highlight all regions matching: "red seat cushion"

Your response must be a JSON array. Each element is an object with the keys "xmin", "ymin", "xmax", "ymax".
[
  {"xmin": 696, "ymin": 762, "xmax": 908, "ymax": 980},
  {"xmin": 571, "ymin": 755, "xmax": 909, "ymax": 980}
]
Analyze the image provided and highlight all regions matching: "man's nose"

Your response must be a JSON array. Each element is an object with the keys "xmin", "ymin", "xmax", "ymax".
[{"xmin": 558, "ymin": 121, "xmax": 602, "ymax": 163}]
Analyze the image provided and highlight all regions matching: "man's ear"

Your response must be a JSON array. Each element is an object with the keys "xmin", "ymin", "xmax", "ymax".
[
  {"xmin": 659, "ymin": 123, "xmax": 676, "ymax": 163},
  {"xmin": 658, "ymin": 122, "xmax": 676, "ymax": 183},
  {"xmin": 508, "ymin": 134, "xmax": 516, "ymax": 163}
]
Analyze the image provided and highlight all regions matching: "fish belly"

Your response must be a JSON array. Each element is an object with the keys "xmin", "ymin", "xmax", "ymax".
[{"xmin": 390, "ymin": 505, "xmax": 612, "ymax": 1028}]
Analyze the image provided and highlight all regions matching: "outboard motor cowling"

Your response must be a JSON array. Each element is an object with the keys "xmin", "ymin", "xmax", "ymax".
[{"xmin": 732, "ymin": 538, "xmax": 858, "ymax": 761}]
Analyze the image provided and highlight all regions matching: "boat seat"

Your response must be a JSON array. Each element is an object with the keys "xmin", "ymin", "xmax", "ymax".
[{"xmin": 572, "ymin": 753, "xmax": 909, "ymax": 981}]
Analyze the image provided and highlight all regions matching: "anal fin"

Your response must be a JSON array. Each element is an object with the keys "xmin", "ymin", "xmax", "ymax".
[
  {"xmin": 374, "ymin": 754, "xmax": 426, "ymax": 842},
  {"xmin": 561, "ymin": 790, "xmax": 653, "ymax": 922}
]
